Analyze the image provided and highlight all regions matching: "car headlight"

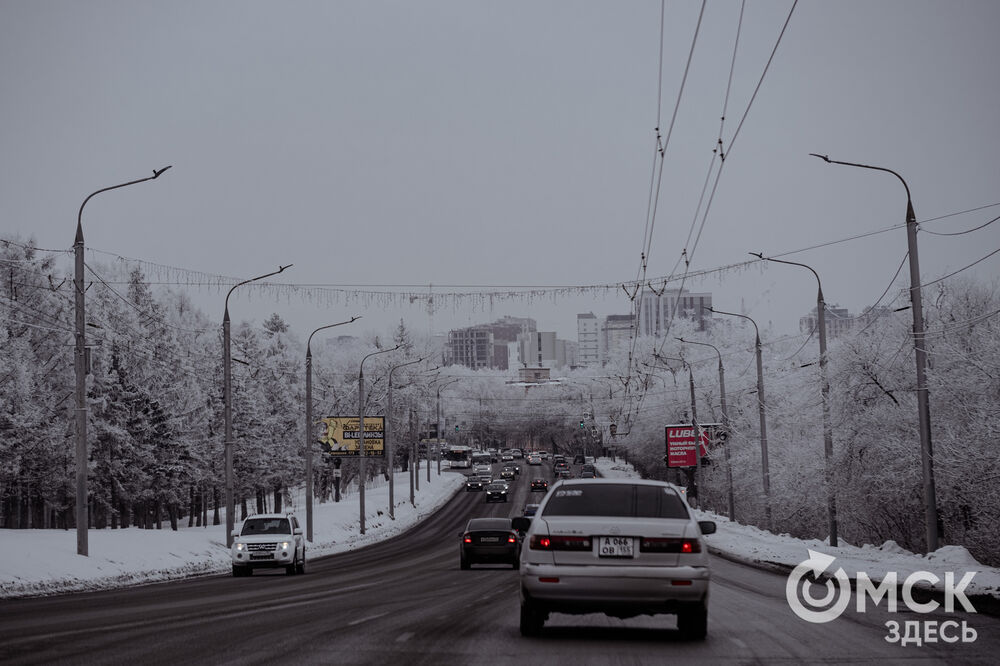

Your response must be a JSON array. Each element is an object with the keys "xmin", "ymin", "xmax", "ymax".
[
  {"xmin": 235, "ymin": 542, "xmax": 245, "ymax": 551},
  {"xmin": 280, "ymin": 541, "xmax": 290, "ymax": 550}
]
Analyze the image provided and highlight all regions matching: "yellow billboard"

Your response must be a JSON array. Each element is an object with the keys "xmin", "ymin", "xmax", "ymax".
[{"xmin": 319, "ymin": 416, "xmax": 385, "ymax": 456}]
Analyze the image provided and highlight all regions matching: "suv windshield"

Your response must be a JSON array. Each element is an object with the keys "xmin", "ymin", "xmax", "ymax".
[
  {"xmin": 241, "ymin": 518, "xmax": 291, "ymax": 535},
  {"xmin": 541, "ymin": 483, "xmax": 689, "ymax": 519}
]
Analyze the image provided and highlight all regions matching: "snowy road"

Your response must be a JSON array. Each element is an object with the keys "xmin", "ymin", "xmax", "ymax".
[{"xmin": 1, "ymin": 467, "xmax": 998, "ymax": 665}]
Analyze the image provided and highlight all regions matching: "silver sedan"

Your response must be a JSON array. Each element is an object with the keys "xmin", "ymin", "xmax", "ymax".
[{"xmin": 513, "ymin": 478, "xmax": 715, "ymax": 639}]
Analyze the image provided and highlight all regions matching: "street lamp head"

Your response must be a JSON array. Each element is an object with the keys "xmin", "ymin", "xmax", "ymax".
[
  {"xmin": 152, "ymin": 166, "xmax": 173, "ymax": 179},
  {"xmin": 809, "ymin": 153, "xmax": 831, "ymax": 163}
]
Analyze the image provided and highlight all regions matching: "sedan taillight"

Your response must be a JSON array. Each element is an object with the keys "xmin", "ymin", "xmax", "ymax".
[
  {"xmin": 530, "ymin": 535, "xmax": 592, "ymax": 551},
  {"xmin": 463, "ymin": 533, "xmax": 472, "ymax": 544},
  {"xmin": 639, "ymin": 537, "xmax": 700, "ymax": 553},
  {"xmin": 508, "ymin": 532, "xmax": 518, "ymax": 544}
]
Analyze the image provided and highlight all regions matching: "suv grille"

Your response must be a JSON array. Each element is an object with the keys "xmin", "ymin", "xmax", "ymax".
[{"xmin": 247, "ymin": 542, "xmax": 278, "ymax": 552}]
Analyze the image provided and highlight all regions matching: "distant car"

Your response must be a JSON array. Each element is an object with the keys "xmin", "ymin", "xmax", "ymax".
[
  {"xmin": 579, "ymin": 469, "xmax": 596, "ymax": 478},
  {"xmin": 553, "ymin": 461, "xmax": 569, "ymax": 473},
  {"xmin": 505, "ymin": 463, "xmax": 521, "ymax": 475},
  {"xmin": 466, "ymin": 476, "xmax": 487, "ymax": 492},
  {"xmin": 485, "ymin": 481, "xmax": 509, "ymax": 503},
  {"xmin": 584, "ymin": 456, "xmax": 596, "ymax": 465},
  {"xmin": 527, "ymin": 455, "xmax": 542, "ymax": 466},
  {"xmin": 573, "ymin": 454, "xmax": 585, "ymax": 464},
  {"xmin": 522, "ymin": 503, "xmax": 540, "ymax": 517},
  {"xmin": 460, "ymin": 517, "xmax": 520, "ymax": 570},
  {"xmin": 501, "ymin": 450, "xmax": 515, "ymax": 462},
  {"xmin": 500, "ymin": 467, "xmax": 517, "ymax": 480},
  {"xmin": 488, "ymin": 448, "xmax": 499, "ymax": 462},
  {"xmin": 513, "ymin": 479, "xmax": 716, "ymax": 638},
  {"xmin": 512, "ymin": 449, "xmax": 524, "ymax": 459},
  {"xmin": 230, "ymin": 513, "xmax": 305, "ymax": 577},
  {"xmin": 530, "ymin": 478, "xmax": 548, "ymax": 492},
  {"xmin": 556, "ymin": 467, "xmax": 572, "ymax": 479},
  {"xmin": 473, "ymin": 463, "xmax": 492, "ymax": 476},
  {"xmin": 539, "ymin": 451, "xmax": 549, "ymax": 460}
]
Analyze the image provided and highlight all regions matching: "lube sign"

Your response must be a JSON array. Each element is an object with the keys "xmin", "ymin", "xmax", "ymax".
[{"xmin": 665, "ymin": 425, "xmax": 709, "ymax": 467}]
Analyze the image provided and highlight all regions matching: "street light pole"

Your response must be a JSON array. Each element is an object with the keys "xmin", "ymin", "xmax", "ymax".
[
  {"xmin": 652, "ymin": 355, "xmax": 702, "ymax": 504},
  {"xmin": 224, "ymin": 264, "xmax": 292, "ymax": 547},
  {"xmin": 358, "ymin": 345, "xmax": 400, "ymax": 535},
  {"xmin": 74, "ymin": 166, "xmax": 171, "ymax": 556},
  {"xmin": 387, "ymin": 357, "xmax": 425, "ymax": 520},
  {"xmin": 709, "ymin": 307, "xmax": 772, "ymax": 530},
  {"xmin": 678, "ymin": 338, "xmax": 734, "ymax": 522},
  {"xmin": 305, "ymin": 316, "xmax": 360, "ymax": 542},
  {"xmin": 750, "ymin": 253, "xmax": 837, "ymax": 545},
  {"xmin": 436, "ymin": 378, "xmax": 461, "ymax": 477},
  {"xmin": 810, "ymin": 153, "xmax": 938, "ymax": 552}
]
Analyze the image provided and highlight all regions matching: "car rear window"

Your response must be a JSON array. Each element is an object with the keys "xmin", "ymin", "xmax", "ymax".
[
  {"xmin": 541, "ymin": 484, "xmax": 689, "ymax": 519},
  {"xmin": 468, "ymin": 518, "xmax": 511, "ymax": 531}
]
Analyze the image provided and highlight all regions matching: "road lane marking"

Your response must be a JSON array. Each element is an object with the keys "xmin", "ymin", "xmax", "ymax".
[
  {"xmin": 348, "ymin": 611, "xmax": 388, "ymax": 626},
  {"xmin": 395, "ymin": 632, "xmax": 413, "ymax": 643}
]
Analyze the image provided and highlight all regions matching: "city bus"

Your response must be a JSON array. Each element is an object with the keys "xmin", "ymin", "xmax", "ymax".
[{"xmin": 443, "ymin": 444, "xmax": 472, "ymax": 469}]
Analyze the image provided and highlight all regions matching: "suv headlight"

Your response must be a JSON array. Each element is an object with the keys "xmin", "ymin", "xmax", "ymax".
[
  {"xmin": 280, "ymin": 541, "xmax": 290, "ymax": 550},
  {"xmin": 235, "ymin": 542, "xmax": 245, "ymax": 551}
]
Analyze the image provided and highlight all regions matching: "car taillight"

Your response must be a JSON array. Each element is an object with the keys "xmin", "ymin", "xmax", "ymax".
[
  {"xmin": 530, "ymin": 535, "xmax": 591, "ymax": 550},
  {"xmin": 508, "ymin": 532, "xmax": 518, "ymax": 544},
  {"xmin": 463, "ymin": 533, "xmax": 472, "ymax": 544},
  {"xmin": 639, "ymin": 538, "xmax": 700, "ymax": 553}
]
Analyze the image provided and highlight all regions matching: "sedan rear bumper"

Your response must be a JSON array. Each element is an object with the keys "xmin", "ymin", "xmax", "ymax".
[{"xmin": 521, "ymin": 563, "xmax": 709, "ymax": 608}]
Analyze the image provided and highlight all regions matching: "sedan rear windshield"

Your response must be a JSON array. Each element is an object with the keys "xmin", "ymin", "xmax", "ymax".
[
  {"xmin": 468, "ymin": 518, "xmax": 511, "ymax": 531},
  {"xmin": 541, "ymin": 484, "xmax": 689, "ymax": 519}
]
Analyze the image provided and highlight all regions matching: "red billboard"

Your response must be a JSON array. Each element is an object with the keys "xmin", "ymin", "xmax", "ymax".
[{"xmin": 665, "ymin": 424, "xmax": 710, "ymax": 468}]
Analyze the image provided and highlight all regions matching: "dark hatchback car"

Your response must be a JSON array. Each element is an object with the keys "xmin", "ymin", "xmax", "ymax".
[
  {"xmin": 530, "ymin": 478, "xmax": 548, "ymax": 492},
  {"xmin": 485, "ymin": 481, "xmax": 509, "ymax": 503},
  {"xmin": 460, "ymin": 517, "xmax": 520, "ymax": 569}
]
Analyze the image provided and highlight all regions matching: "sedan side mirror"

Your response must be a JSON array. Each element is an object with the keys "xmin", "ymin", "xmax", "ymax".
[
  {"xmin": 698, "ymin": 520, "xmax": 716, "ymax": 535},
  {"xmin": 512, "ymin": 516, "xmax": 532, "ymax": 533}
]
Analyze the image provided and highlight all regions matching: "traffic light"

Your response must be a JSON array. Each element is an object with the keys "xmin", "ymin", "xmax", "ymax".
[
  {"xmin": 455, "ymin": 425, "xmax": 459, "ymax": 432},
  {"xmin": 579, "ymin": 420, "xmax": 585, "ymax": 428}
]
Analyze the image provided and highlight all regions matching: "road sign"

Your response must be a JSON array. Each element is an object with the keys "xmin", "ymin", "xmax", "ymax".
[{"xmin": 319, "ymin": 416, "xmax": 385, "ymax": 456}]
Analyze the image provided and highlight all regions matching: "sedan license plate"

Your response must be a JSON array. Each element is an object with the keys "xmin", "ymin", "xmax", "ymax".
[
  {"xmin": 479, "ymin": 536, "xmax": 499, "ymax": 543},
  {"xmin": 599, "ymin": 536, "xmax": 634, "ymax": 558}
]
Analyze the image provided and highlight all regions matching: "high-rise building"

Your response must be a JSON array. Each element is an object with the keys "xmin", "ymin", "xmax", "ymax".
[
  {"xmin": 445, "ymin": 327, "xmax": 494, "ymax": 369},
  {"xmin": 577, "ymin": 313, "xmax": 600, "ymax": 365},
  {"xmin": 603, "ymin": 314, "xmax": 635, "ymax": 359},
  {"xmin": 637, "ymin": 288, "xmax": 712, "ymax": 336},
  {"xmin": 799, "ymin": 304, "xmax": 853, "ymax": 339}
]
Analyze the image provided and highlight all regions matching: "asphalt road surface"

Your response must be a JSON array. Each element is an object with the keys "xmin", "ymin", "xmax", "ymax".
[{"xmin": 2, "ymin": 461, "xmax": 998, "ymax": 665}]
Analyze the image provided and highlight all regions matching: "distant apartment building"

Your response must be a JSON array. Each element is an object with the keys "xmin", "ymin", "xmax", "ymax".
[
  {"xmin": 574, "ymin": 312, "xmax": 635, "ymax": 366},
  {"xmin": 637, "ymin": 289, "xmax": 713, "ymax": 336},
  {"xmin": 799, "ymin": 304, "xmax": 853, "ymax": 339},
  {"xmin": 445, "ymin": 316, "xmax": 537, "ymax": 370},
  {"xmin": 603, "ymin": 314, "xmax": 635, "ymax": 358},
  {"xmin": 577, "ymin": 313, "xmax": 600, "ymax": 365},
  {"xmin": 445, "ymin": 327, "xmax": 494, "ymax": 369}
]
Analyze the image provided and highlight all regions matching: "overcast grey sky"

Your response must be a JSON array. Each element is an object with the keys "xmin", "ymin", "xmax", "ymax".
[{"xmin": 3, "ymin": 0, "xmax": 998, "ymax": 343}]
